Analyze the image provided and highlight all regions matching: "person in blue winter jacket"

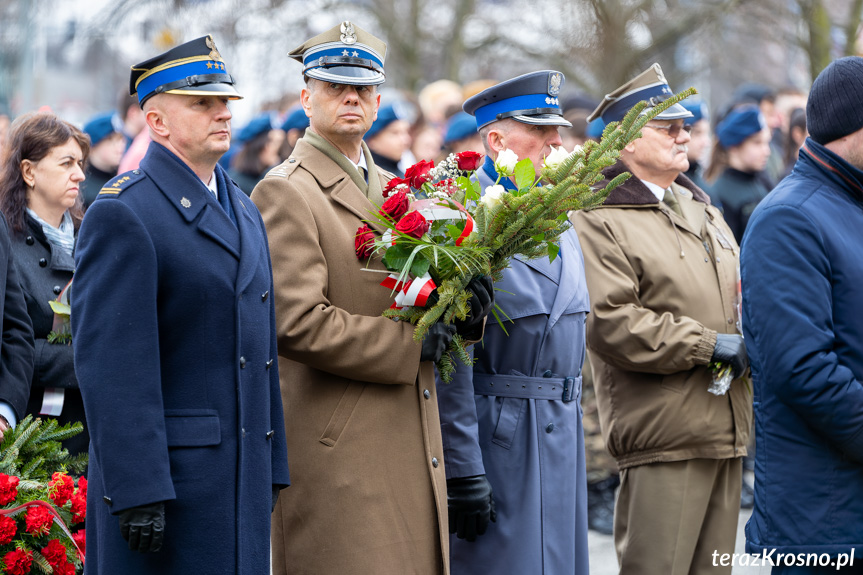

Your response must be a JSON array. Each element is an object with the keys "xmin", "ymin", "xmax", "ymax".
[{"xmin": 741, "ymin": 56, "xmax": 863, "ymax": 574}]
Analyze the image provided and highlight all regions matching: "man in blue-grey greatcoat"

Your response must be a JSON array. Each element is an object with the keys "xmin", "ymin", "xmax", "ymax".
[
  {"xmin": 72, "ymin": 36, "xmax": 289, "ymax": 575},
  {"xmin": 436, "ymin": 71, "xmax": 590, "ymax": 575}
]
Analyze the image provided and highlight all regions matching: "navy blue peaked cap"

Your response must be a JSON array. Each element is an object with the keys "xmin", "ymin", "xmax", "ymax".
[{"xmin": 463, "ymin": 71, "xmax": 572, "ymax": 130}]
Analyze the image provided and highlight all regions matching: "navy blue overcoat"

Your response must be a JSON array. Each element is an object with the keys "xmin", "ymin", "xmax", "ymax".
[
  {"xmin": 72, "ymin": 142, "xmax": 290, "ymax": 574},
  {"xmin": 742, "ymin": 139, "xmax": 863, "ymax": 558}
]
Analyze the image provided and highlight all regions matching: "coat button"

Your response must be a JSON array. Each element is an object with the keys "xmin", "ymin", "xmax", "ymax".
[
  {"xmin": 53, "ymin": 285, "xmax": 61, "ymax": 295},
  {"xmin": 240, "ymin": 356, "xmax": 246, "ymax": 368},
  {"xmin": 728, "ymin": 318, "xmax": 734, "ymax": 324},
  {"xmin": 25, "ymin": 236, "xmax": 34, "ymax": 245},
  {"xmin": 242, "ymin": 428, "xmax": 246, "ymax": 437},
  {"xmin": 38, "ymin": 258, "xmax": 47, "ymax": 267},
  {"xmin": 423, "ymin": 389, "xmax": 430, "ymax": 399},
  {"xmin": 261, "ymin": 290, "xmax": 269, "ymax": 302},
  {"xmin": 288, "ymin": 158, "xmax": 296, "ymax": 163},
  {"xmin": 432, "ymin": 457, "xmax": 439, "ymax": 468},
  {"xmin": 266, "ymin": 430, "xmax": 275, "ymax": 439},
  {"xmin": 546, "ymin": 422, "xmax": 555, "ymax": 433},
  {"xmin": 103, "ymin": 496, "xmax": 113, "ymax": 506},
  {"xmin": 266, "ymin": 359, "xmax": 273, "ymax": 369}
]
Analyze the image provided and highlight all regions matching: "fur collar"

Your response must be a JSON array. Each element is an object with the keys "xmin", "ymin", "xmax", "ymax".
[{"xmin": 598, "ymin": 160, "xmax": 712, "ymax": 207}]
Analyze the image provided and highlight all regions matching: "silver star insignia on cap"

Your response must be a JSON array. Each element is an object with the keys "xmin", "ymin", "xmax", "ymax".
[{"xmin": 180, "ymin": 197, "xmax": 191, "ymax": 208}]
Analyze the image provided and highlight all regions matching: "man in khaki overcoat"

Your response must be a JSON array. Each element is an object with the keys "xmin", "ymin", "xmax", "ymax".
[
  {"xmin": 252, "ymin": 22, "xmax": 489, "ymax": 575},
  {"xmin": 570, "ymin": 64, "xmax": 752, "ymax": 575}
]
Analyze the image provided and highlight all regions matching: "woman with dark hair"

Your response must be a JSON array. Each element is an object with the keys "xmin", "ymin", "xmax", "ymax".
[
  {"xmin": 705, "ymin": 105, "xmax": 773, "ymax": 242},
  {"xmin": 0, "ymin": 111, "xmax": 90, "ymax": 456}
]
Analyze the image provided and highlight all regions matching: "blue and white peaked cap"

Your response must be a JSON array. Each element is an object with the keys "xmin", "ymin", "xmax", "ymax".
[
  {"xmin": 289, "ymin": 21, "xmax": 387, "ymax": 86},
  {"xmin": 463, "ymin": 71, "xmax": 572, "ymax": 130},
  {"xmin": 130, "ymin": 35, "xmax": 242, "ymax": 107},
  {"xmin": 588, "ymin": 63, "xmax": 692, "ymax": 124}
]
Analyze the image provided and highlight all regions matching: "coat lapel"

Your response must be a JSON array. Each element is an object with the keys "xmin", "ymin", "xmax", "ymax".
[
  {"xmin": 544, "ymin": 230, "xmax": 582, "ymax": 330},
  {"xmin": 221, "ymin": 165, "xmax": 263, "ymax": 292},
  {"xmin": 141, "ymin": 143, "xmax": 240, "ymax": 258},
  {"xmin": 294, "ymin": 140, "xmax": 384, "ymax": 229}
]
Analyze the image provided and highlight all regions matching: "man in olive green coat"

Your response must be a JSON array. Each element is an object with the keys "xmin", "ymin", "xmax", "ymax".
[
  {"xmin": 252, "ymin": 22, "xmax": 488, "ymax": 575},
  {"xmin": 571, "ymin": 64, "xmax": 752, "ymax": 575}
]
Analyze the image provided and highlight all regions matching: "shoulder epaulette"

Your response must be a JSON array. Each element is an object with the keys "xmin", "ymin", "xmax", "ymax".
[
  {"xmin": 265, "ymin": 157, "xmax": 300, "ymax": 179},
  {"xmin": 98, "ymin": 169, "xmax": 146, "ymax": 197}
]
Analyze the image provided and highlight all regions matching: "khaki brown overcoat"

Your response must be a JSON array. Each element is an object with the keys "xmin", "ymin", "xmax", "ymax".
[
  {"xmin": 252, "ymin": 135, "xmax": 449, "ymax": 575},
  {"xmin": 571, "ymin": 161, "xmax": 752, "ymax": 471}
]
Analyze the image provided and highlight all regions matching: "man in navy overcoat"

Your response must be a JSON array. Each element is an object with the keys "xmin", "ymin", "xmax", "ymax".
[{"xmin": 72, "ymin": 36, "xmax": 289, "ymax": 574}]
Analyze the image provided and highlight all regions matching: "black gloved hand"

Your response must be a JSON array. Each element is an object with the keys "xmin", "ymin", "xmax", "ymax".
[
  {"xmin": 119, "ymin": 502, "xmax": 165, "ymax": 553},
  {"xmin": 454, "ymin": 276, "xmax": 495, "ymax": 338},
  {"xmin": 711, "ymin": 333, "xmax": 749, "ymax": 379},
  {"xmin": 420, "ymin": 323, "xmax": 456, "ymax": 363},
  {"xmin": 447, "ymin": 474, "xmax": 497, "ymax": 542}
]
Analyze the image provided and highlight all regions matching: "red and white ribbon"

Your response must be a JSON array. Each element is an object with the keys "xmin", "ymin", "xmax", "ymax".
[{"xmin": 380, "ymin": 272, "xmax": 436, "ymax": 308}]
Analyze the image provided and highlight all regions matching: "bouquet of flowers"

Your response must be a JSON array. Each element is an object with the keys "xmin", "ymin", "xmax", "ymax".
[
  {"xmin": 0, "ymin": 416, "xmax": 87, "ymax": 574},
  {"xmin": 357, "ymin": 89, "xmax": 696, "ymax": 381}
]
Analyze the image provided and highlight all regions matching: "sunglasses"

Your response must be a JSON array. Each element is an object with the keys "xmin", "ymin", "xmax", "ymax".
[{"xmin": 644, "ymin": 123, "xmax": 692, "ymax": 139}]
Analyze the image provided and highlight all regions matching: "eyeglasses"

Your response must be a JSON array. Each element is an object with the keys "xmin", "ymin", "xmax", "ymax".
[{"xmin": 644, "ymin": 123, "xmax": 692, "ymax": 139}]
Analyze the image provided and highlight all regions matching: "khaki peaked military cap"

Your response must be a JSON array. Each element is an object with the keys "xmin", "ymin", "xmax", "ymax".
[
  {"xmin": 588, "ymin": 63, "xmax": 692, "ymax": 124},
  {"xmin": 289, "ymin": 21, "xmax": 387, "ymax": 86}
]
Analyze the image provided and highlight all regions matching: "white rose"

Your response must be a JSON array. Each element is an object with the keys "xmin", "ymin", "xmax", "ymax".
[
  {"xmin": 480, "ymin": 184, "xmax": 506, "ymax": 210},
  {"xmin": 494, "ymin": 149, "xmax": 519, "ymax": 176},
  {"xmin": 542, "ymin": 145, "xmax": 570, "ymax": 171}
]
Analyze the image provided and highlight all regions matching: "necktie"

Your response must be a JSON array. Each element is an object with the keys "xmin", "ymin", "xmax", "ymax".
[
  {"xmin": 663, "ymin": 187, "xmax": 683, "ymax": 217},
  {"xmin": 358, "ymin": 165, "xmax": 368, "ymax": 184}
]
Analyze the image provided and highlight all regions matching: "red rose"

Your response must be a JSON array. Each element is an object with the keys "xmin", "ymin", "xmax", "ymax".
[
  {"xmin": 395, "ymin": 211, "xmax": 430, "ymax": 238},
  {"xmin": 71, "ymin": 529, "xmax": 86, "ymax": 559},
  {"xmin": 404, "ymin": 160, "xmax": 434, "ymax": 189},
  {"xmin": 2, "ymin": 548, "xmax": 32, "ymax": 575},
  {"xmin": 0, "ymin": 474, "xmax": 19, "ymax": 506},
  {"xmin": 40, "ymin": 539, "xmax": 67, "ymax": 567},
  {"xmin": 24, "ymin": 504, "xmax": 53, "ymax": 536},
  {"xmin": 48, "ymin": 472, "xmax": 74, "ymax": 507},
  {"xmin": 355, "ymin": 225, "xmax": 376, "ymax": 260},
  {"xmin": 383, "ymin": 177, "xmax": 409, "ymax": 198},
  {"xmin": 70, "ymin": 491, "xmax": 86, "ymax": 524},
  {"xmin": 0, "ymin": 516, "xmax": 16, "ymax": 545},
  {"xmin": 380, "ymin": 190, "xmax": 409, "ymax": 221},
  {"xmin": 456, "ymin": 151, "xmax": 484, "ymax": 171}
]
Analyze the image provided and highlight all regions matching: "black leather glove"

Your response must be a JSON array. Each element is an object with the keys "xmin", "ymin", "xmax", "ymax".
[
  {"xmin": 447, "ymin": 474, "xmax": 496, "ymax": 542},
  {"xmin": 711, "ymin": 334, "xmax": 749, "ymax": 379},
  {"xmin": 119, "ymin": 502, "xmax": 165, "ymax": 553},
  {"xmin": 454, "ymin": 276, "xmax": 494, "ymax": 338},
  {"xmin": 272, "ymin": 486, "xmax": 280, "ymax": 513},
  {"xmin": 421, "ymin": 323, "xmax": 456, "ymax": 363}
]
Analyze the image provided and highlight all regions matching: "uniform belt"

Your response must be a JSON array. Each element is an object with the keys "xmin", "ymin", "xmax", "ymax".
[{"xmin": 473, "ymin": 373, "xmax": 581, "ymax": 402}]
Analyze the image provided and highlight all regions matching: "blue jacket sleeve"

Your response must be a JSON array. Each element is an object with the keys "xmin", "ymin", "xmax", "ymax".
[
  {"xmin": 72, "ymin": 199, "xmax": 176, "ymax": 512},
  {"xmin": 742, "ymin": 203, "xmax": 863, "ymax": 461},
  {"xmin": 0, "ymin": 214, "xmax": 34, "ymax": 419},
  {"xmin": 435, "ymin": 347, "xmax": 485, "ymax": 479}
]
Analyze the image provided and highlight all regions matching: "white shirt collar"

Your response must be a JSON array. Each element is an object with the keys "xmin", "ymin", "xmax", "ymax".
[
  {"xmin": 205, "ymin": 172, "xmax": 218, "ymax": 199},
  {"xmin": 641, "ymin": 179, "xmax": 667, "ymax": 202},
  {"xmin": 344, "ymin": 149, "xmax": 368, "ymax": 175}
]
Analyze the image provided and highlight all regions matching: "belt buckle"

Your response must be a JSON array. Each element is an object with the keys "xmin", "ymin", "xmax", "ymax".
[{"xmin": 562, "ymin": 377, "xmax": 575, "ymax": 402}]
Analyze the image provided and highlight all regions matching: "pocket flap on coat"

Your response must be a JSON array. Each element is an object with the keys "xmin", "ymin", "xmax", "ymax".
[{"xmin": 164, "ymin": 409, "xmax": 221, "ymax": 447}]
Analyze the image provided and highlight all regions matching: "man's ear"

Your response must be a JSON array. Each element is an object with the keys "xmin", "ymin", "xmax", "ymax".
[
  {"xmin": 487, "ymin": 128, "xmax": 505, "ymax": 155},
  {"xmin": 300, "ymin": 86, "xmax": 313, "ymax": 119},
  {"xmin": 145, "ymin": 101, "xmax": 169, "ymax": 139}
]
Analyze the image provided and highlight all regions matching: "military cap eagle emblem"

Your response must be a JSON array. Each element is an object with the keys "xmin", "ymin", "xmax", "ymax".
[
  {"xmin": 206, "ymin": 35, "xmax": 223, "ymax": 61},
  {"xmin": 340, "ymin": 21, "xmax": 357, "ymax": 45},
  {"xmin": 548, "ymin": 72, "xmax": 562, "ymax": 96}
]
